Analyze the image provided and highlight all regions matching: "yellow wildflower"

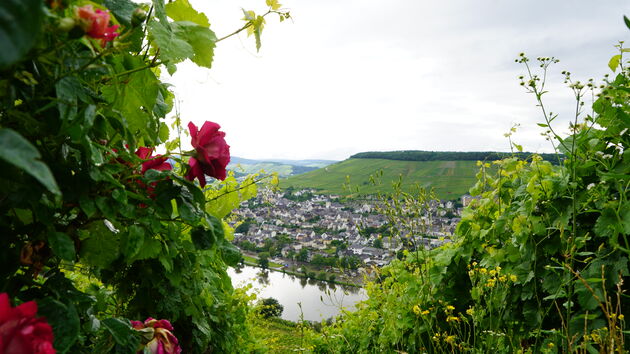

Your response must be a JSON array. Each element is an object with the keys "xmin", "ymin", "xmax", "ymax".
[
  {"xmin": 421, "ymin": 310, "xmax": 430, "ymax": 316},
  {"xmin": 468, "ymin": 270, "xmax": 475, "ymax": 277},
  {"xmin": 495, "ymin": 266, "xmax": 502, "ymax": 272},
  {"xmin": 479, "ymin": 268, "xmax": 487, "ymax": 274},
  {"xmin": 466, "ymin": 308, "xmax": 474, "ymax": 316},
  {"xmin": 446, "ymin": 316, "xmax": 460, "ymax": 323},
  {"xmin": 510, "ymin": 274, "xmax": 517, "ymax": 282},
  {"xmin": 472, "ymin": 261, "xmax": 478, "ymax": 266},
  {"xmin": 619, "ymin": 314, "xmax": 625, "ymax": 321},
  {"xmin": 446, "ymin": 305, "xmax": 455, "ymax": 311},
  {"xmin": 486, "ymin": 279, "xmax": 496, "ymax": 288},
  {"xmin": 412, "ymin": 305, "xmax": 421, "ymax": 315},
  {"xmin": 445, "ymin": 335, "xmax": 456, "ymax": 344},
  {"xmin": 498, "ymin": 276, "xmax": 507, "ymax": 282},
  {"xmin": 547, "ymin": 342, "xmax": 555, "ymax": 348},
  {"xmin": 489, "ymin": 270, "xmax": 497, "ymax": 276}
]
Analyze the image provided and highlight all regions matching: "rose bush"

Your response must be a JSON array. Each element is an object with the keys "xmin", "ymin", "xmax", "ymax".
[
  {"xmin": 0, "ymin": 293, "xmax": 55, "ymax": 354},
  {"xmin": 186, "ymin": 121, "xmax": 231, "ymax": 187},
  {"xmin": 0, "ymin": 0, "xmax": 286, "ymax": 351}
]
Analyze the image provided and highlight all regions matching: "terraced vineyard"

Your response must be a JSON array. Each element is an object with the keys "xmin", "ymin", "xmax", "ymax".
[{"xmin": 282, "ymin": 158, "xmax": 481, "ymax": 199}]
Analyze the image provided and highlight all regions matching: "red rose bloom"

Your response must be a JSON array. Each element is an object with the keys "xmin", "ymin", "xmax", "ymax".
[
  {"xmin": 186, "ymin": 121, "xmax": 230, "ymax": 187},
  {"xmin": 135, "ymin": 147, "xmax": 172, "ymax": 174},
  {"xmin": 134, "ymin": 147, "xmax": 172, "ymax": 200},
  {"xmin": 0, "ymin": 293, "xmax": 56, "ymax": 354},
  {"xmin": 76, "ymin": 5, "xmax": 119, "ymax": 45},
  {"xmin": 131, "ymin": 318, "xmax": 181, "ymax": 354}
]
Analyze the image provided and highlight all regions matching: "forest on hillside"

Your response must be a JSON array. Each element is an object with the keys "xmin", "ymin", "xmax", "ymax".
[{"xmin": 352, "ymin": 150, "xmax": 561, "ymax": 163}]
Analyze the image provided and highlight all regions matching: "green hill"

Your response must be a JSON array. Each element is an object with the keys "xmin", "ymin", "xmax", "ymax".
[{"xmin": 282, "ymin": 158, "xmax": 481, "ymax": 199}]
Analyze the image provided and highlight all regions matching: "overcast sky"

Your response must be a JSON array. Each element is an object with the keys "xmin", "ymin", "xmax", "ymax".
[{"xmin": 166, "ymin": 0, "xmax": 630, "ymax": 161}]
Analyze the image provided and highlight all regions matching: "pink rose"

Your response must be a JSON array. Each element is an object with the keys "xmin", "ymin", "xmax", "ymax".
[
  {"xmin": 131, "ymin": 318, "xmax": 181, "ymax": 354},
  {"xmin": 0, "ymin": 293, "xmax": 56, "ymax": 354},
  {"xmin": 185, "ymin": 121, "xmax": 230, "ymax": 187},
  {"xmin": 76, "ymin": 5, "xmax": 119, "ymax": 45}
]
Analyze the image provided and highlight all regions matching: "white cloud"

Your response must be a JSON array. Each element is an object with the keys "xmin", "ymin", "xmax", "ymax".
[{"xmin": 166, "ymin": 0, "xmax": 630, "ymax": 160}]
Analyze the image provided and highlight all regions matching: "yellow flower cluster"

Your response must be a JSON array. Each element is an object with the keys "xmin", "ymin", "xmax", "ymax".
[
  {"xmin": 446, "ymin": 315, "xmax": 460, "ymax": 323},
  {"xmin": 468, "ymin": 263, "xmax": 518, "ymax": 288},
  {"xmin": 412, "ymin": 305, "xmax": 431, "ymax": 316}
]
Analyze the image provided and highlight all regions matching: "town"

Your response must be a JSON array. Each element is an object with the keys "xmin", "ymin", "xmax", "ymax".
[{"xmin": 231, "ymin": 187, "xmax": 470, "ymax": 283}]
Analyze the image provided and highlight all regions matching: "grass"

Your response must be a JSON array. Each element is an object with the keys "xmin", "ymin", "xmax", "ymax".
[
  {"xmin": 250, "ymin": 317, "xmax": 306, "ymax": 352},
  {"xmin": 282, "ymin": 158, "xmax": 480, "ymax": 199},
  {"xmin": 243, "ymin": 255, "xmax": 283, "ymax": 269}
]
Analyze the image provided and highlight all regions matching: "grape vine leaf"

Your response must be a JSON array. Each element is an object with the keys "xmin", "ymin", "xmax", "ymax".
[
  {"xmin": 172, "ymin": 22, "xmax": 217, "ymax": 68},
  {"xmin": 266, "ymin": 0, "xmax": 282, "ymax": 10},
  {"xmin": 166, "ymin": 0, "xmax": 210, "ymax": 27}
]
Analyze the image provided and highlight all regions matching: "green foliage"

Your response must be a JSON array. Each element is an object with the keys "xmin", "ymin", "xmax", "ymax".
[
  {"xmin": 305, "ymin": 47, "xmax": 630, "ymax": 353},
  {"xmin": 0, "ymin": 0, "xmax": 44, "ymax": 68},
  {"xmin": 0, "ymin": 128, "xmax": 60, "ymax": 194},
  {"xmin": 0, "ymin": 0, "xmax": 285, "ymax": 352}
]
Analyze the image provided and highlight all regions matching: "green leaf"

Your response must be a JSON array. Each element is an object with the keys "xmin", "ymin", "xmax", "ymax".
[
  {"xmin": 220, "ymin": 242, "xmax": 242, "ymax": 266},
  {"xmin": 513, "ymin": 143, "xmax": 523, "ymax": 152},
  {"xmin": 148, "ymin": 20, "xmax": 194, "ymax": 65},
  {"xmin": 79, "ymin": 222, "xmax": 120, "ymax": 268},
  {"xmin": 102, "ymin": 318, "xmax": 140, "ymax": 350},
  {"xmin": 191, "ymin": 224, "xmax": 219, "ymax": 250},
  {"xmin": 152, "ymin": 0, "xmax": 168, "ymax": 24},
  {"xmin": 14, "ymin": 208, "xmax": 33, "ymax": 225},
  {"xmin": 266, "ymin": 0, "xmax": 282, "ymax": 10},
  {"xmin": 104, "ymin": 0, "xmax": 137, "ymax": 27},
  {"xmin": 166, "ymin": 0, "xmax": 210, "ymax": 27},
  {"xmin": 624, "ymin": 15, "xmax": 630, "ymax": 30},
  {"xmin": 37, "ymin": 299, "xmax": 80, "ymax": 354},
  {"xmin": 252, "ymin": 16, "xmax": 265, "ymax": 51},
  {"xmin": 122, "ymin": 225, "xmax": 145, "ymax": 260},
  {"xmin": 0, "ymin": 129, "xmax": 60, "ymax": 195},
  {"xmin": 112, "ymin": 189, "xmax": 128, "ymax": 205},
  {"xmin": 158, "ymin": 122, "xmax": 170, "ymax": 143},
  {"xmin": 101, "ymin": 59, "xmax": 160, "ymax": 141},
  {"xmin": 56, "ymin": 77, "xmax": 82, "ymax": 123},
  {"xmin": 79, "ymin": 195, "xmax": 97, "ymax": 218},
  {"xmin": 0, "ymin": 0, "xmax": 44, "ymax": 68},
  {"xmin": 608, "ymin": 54, "xmax": 621, "ymax": 72},
  {"xmin": 48, "ymin": 232, "xmax": 76, "ymax": 261},
  {"xmin": 171, "ymin": 22, "xmax": 217, "ymax": 68}
]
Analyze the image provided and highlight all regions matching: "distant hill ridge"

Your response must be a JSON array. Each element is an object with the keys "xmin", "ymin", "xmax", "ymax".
[
  {"xmin": 351, "ymin": 150, "xmax": 561, "ymax": 163},
  {"xmin": 283, "ymin": 150, "xmax": 563, "ymax": 199},
  {"xmin": 228, "ymin": 157, "xmax": 336, "ymax": 178}
]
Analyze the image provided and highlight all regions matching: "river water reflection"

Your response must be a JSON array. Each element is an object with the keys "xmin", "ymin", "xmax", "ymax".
[{"xmin": 228, "ymin": 265, "xmax": 367, "ymax": 322}]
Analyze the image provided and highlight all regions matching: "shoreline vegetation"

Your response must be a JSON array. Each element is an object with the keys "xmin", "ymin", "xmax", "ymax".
[{"xmin": 239, "ymin": 256, "xmax": 363, "ymax": 288}]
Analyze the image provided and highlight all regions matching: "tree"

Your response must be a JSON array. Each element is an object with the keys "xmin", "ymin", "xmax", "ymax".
[
  {"xmin": 235, "ymin": 220, "xmax": 252, "ymax": 234},
  {"xmin": 259, "ymin": 298, "xmax": 284, "ymax": 318},
  {"xmin": 297, "ymin": 248, "xmax": 309, "ymax": 262},
  {"xmin": 258, "ymin": 252, "xmax": 270, "ymax": 269},
  {"xmin": 372, "ymin": 238, "xmax": 383, "ymax": 249}
]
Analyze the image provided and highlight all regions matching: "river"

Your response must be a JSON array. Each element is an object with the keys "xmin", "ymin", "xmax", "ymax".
[{"xmin": 228, "ymin": 265, "xmax": 367, "ymax": 322}]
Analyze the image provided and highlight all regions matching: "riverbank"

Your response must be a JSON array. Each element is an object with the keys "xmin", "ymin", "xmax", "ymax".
[{"xmin": 240, "ymin": 259, "xmax": 363, "ymax": 288}]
